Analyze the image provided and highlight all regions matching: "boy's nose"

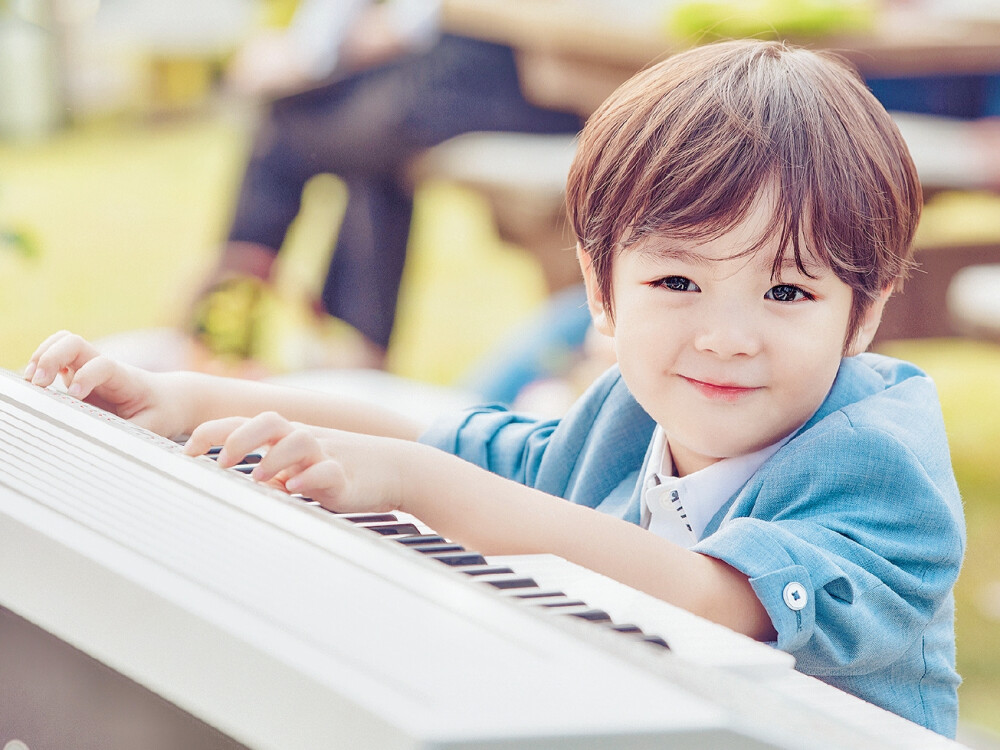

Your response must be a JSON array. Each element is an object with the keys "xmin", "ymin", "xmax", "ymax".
[{"xmin": 692, "ymin": 302, "xmax": 763, "ymax": 358}]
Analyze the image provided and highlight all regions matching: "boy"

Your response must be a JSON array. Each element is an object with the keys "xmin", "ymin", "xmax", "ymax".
[{"xmin": 25, "ymin": 40, "xmax": 964, "ymax": 736}]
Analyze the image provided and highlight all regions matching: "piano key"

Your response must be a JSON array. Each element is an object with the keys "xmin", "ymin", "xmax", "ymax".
[
  {"xmin": 555, "ymin": 606, "xmax": 614, "ymax": 623},
  {"xmin": 459, "ymin": 565, "xmax": 516, "ymax": 577},
  {"xmin": 473, "ymin": 575, "xmax": 540, "ymax": 590},
  {"xmin": 393, "ymin": 534, "xmax": 449, "ymax": 546},
  {"xmin": 205, "ymin": 446, "xmax": 262, "ymax": 465},
  {"xmin": 609, "ymin": 623, "xmax": 643, "ymax": 634},
  {"xmin": 427, "ymin": 551, "xmax": 488, "ymax": 567},
  {"xmin": 406, "ymin": 542, "xmax": 466, "ymax": 554},
  {"xmin": 642, "ymin": 635, "xmax": 671, "ymax": 649},
  {"xmin": 336, "ymin": 513, "xmax": 400, "ymax": 524},
  {"xmin": 358, "ymin": 521, "xmax": 422, "ymax": 536},
  {"xmin": 506, "ymin": 589, "xmax": 568, "ymax": 600},
  {"xmin": 536, "ymin": 598, "xmax": 589, "ymax": 609}
]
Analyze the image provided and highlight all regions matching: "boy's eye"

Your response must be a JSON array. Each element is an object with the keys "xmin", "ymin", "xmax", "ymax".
[
  {"xmin": 766, "ymin": 284, "xmax": 812, "ymax": 302},
  {"xmin": 655, "ymin": 276, "xmax": 700, "ymax": 292}
]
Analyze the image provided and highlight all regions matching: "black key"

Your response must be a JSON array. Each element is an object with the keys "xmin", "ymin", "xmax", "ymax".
[
  {"xmin": 339, "ymin": 513, "xmax": 399, "ymax": 524},
  {"xmin": 539, "ymin": 599, "xmax": 588, "ymax": 609},
  {"xmin": 361, "ymin": 521, "xmax": 421, "ymax": 536},
  {"xmin": 207, "ymin": 446, "xmax": 262, "ymax": 464},
  {"xmin": 642, "ymin": 635, "xmax": 670, "ymax": 649},
  {"xmin": 429, "ymin": 551, "xmax": 488, "ymax": 567},
  {"xmin": 608, "ymin": 623, "xmax": 643, "ymax": 634},
  {"xmin": 408, "ymin": 543, "xmax": 465, "ymax": 554},
  {"xmin": 395, "ymin": 535, "xmax": 449, "ymax": 546},
  {"xmin": 477, "ymin": 576, "xmax": 540, "ymax": 590},
  {"xmin": 568, "ymin": 609, "xmax": 613, "ymax": 623},
  {"xmin": 460, "ymin": 566, "xmax": 516, "ymax": 577},
  {"xmin": 508, "ymin": 589, "xmax": 567, "ymax": 600}
]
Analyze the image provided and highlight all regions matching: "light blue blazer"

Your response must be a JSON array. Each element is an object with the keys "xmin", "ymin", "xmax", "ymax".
[{"xmin": 421, "ymin": 353, "xmax": 966, "ymax": 737}]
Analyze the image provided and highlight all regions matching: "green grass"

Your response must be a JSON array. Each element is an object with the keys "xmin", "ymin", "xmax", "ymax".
[
  {"xmin": 2, "ymin": 116, "xmax": 999, "ymax": 735},
  {"xmin": 0, "ymin": 115, "xmax": 547, "ymax": 382}
]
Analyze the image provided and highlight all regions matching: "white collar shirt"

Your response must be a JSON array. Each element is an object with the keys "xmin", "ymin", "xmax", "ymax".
[{"xmin": 640, "ymin": 427, "xmax": 790, "ymax": 548}]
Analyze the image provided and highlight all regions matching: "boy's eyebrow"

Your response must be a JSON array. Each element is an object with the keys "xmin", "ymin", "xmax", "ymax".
[
  {"xmin": 637, "ymin": 243, "xmax": 829, "ymax": 276},
  {"xmin": 774, "ymin": 252, "xmax": 828, "ymax": 277},
  {"xmin": 636, "ymin": 245, "xmax": 714, "ymax": 265}
]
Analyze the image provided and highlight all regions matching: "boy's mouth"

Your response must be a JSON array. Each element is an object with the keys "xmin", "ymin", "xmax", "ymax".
[{"xmin": 680, "ymin": 376, "xmax": 761, "ymax": 402}]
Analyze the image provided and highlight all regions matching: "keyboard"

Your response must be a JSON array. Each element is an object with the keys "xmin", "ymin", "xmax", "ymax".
[{"xmin": 0, "ymin": 369, "xmax": 966, "ymax": 749}]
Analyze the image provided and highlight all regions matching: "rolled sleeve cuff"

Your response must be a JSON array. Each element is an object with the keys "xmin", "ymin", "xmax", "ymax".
[
  {"xmin": 747, "ymin": 566, "xmax": 816, "ymax": 652},
  {"xmin": 694, "ymin": 519, "xmax": 817, "ymax": 653}
]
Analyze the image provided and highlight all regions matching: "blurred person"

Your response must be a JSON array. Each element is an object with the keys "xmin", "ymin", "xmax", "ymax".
[{"xmin": 193, "ymin": 0, "xmax": 583, "ymax": 370}]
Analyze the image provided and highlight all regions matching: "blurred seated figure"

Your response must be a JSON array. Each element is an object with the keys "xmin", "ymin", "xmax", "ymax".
[{"xmin": 192, "ymin": 0, "xmax": 583, "ymax": 372}]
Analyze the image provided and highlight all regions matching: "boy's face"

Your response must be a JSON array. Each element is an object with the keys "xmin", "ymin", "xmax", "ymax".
[{"xmin": 582, "ymin": 195, "xmax": 882, "ymax": 477}]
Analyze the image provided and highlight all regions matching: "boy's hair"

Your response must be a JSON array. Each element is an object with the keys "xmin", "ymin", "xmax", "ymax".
[{"xmin": 566, "ymin": 39, "xmax": 922, "ymax": 346}]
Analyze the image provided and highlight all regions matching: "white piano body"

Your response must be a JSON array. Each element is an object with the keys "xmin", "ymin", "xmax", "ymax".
[{"xmin": 0, "ymin": 370, "xmax": 966, "ymax": 749}]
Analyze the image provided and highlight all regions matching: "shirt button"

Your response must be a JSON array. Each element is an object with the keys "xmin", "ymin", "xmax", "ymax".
[
  {"xmin": 660, "ymin": 489, "xmax": 680, "ymax": 510},
  {"xmin": 783, "ymin": 582, "xmax": 808, "ymax": 611}
]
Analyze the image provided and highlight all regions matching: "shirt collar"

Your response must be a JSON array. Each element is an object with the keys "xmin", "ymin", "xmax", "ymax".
[{"xmin": 642, "ymin": 426, "xmax": 791, "ymax": 540}]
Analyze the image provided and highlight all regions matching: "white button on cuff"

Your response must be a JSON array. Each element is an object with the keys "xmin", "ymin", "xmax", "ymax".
[{"xmin": 783, "ymin": 582, "xmax": 808, "ymax": 611}]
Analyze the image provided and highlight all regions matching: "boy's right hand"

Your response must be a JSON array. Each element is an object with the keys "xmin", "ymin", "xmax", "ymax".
[{"xmin": 24, "ymin": 331, "xmax": 183, "ymax": 438}]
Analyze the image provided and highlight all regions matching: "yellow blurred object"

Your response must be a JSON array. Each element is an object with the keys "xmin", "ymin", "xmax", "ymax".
[
  {"xmin": 260, "ymin": 0, "xmax": 299, "ymax": 28},
  {"xmin": 666, "ymin": 0, "xmax": 877, "ymax": 41},
  {"xmin": 916, "ymin": 191, "xmax": 1000, "ymax": 247},
  {"xmin": 145, "ymin": 55, "xmax": 223, "ymax": 116}
]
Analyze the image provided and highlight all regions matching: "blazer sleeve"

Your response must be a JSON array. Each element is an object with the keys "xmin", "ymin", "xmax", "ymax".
[
  {"xmin": 692, "ymin": 412, "xmax": 965, "ymax": 676},
  {"xmin": 418, "ymin": 366, "xmax": 653, "ymax": 506},
  {"xmin": 418, "ymin": 403, "xmax": 561, "ymax": 487}
]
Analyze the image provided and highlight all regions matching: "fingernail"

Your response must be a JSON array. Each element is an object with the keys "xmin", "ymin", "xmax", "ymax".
[
  {"xmin": 23, "ymin": 362, "xmax": 35, "ymax": 380},
  {"xmin": 32, "ymin": 367, "xmax": 46, "ymax": 384},
  {"xmin": 67, "ymin": 383, "xmax": 82, "ymax": 398}
]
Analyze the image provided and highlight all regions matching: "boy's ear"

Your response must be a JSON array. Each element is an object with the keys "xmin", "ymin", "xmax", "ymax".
[
  {"xmin": 846, "ymin": 287, "xmax": 893, "ymax": 356},
  {"xmin": 577, "ymin": 245, "xmax": 614, "ymax": 336}
]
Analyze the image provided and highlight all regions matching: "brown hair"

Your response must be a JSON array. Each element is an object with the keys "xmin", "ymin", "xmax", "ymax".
[{"xmin": 566, "ymin": 39, "xmax": 921, "ymax": 346}]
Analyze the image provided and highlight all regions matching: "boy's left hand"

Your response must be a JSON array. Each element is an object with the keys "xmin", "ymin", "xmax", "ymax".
[{"xmin": 184, "ymin": 412, "xmax": 405, "ymax": 514}]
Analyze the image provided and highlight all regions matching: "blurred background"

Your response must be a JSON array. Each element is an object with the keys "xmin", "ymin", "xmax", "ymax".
[{"xmin": 2, "ymin": 0, "xmax": 1000, "ymax": 742}]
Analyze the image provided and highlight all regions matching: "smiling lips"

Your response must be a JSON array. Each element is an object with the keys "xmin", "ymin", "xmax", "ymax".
[{"xmin": 681, "ymin": 376, "xmax": 761, "ymax": 402}]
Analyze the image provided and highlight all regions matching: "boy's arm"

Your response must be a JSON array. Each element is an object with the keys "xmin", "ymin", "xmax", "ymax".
[
  {"xmin": 181, "ymin": 374, "xmax": 425, "ymax": 441},
  {"xmin": 406, "ymin": 444, "xmax": 777, "ymax": 641},
  {"xmin": 26, "ymin": 331, "xmax": 424, "ymax": 441}
]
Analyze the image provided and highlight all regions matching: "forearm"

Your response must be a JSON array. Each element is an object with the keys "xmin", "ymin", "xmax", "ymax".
[
  {"xmin": 165, "ymin": 371, "xmax": 425, "ymax": 441},
  {"xmin": 401, "ymin": 444, "xmax": 776, "ymax": 641}
]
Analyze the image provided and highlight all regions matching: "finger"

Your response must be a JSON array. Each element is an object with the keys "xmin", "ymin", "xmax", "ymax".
[
  {"xmin": 24, "ymin": 330, "xmax": 71, "ymax": 380},
  {"xmin": 251, "ymin": 427, "xmax": 323, "ymax": 483},
  {"xmin": 64, "ymin": 355, "xmax": 123, "ymax": 400},
  {"xmin": 24, "ymin": 330, "xmax": 74, "ymax": 383},
  {"xmin": 30, "ymin": 332, "xmax": 100, "ymax": 388},
  {"xmin": 283, "ymin": 460, "xmax": 349, "ymax": 510},
  {"xmin": 208, "ymin": 411, "xmax": 295, "ymax": 468},
  {"xmin": 183, "ymin": 416, "xmax": 252, "ymax": 459}
]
